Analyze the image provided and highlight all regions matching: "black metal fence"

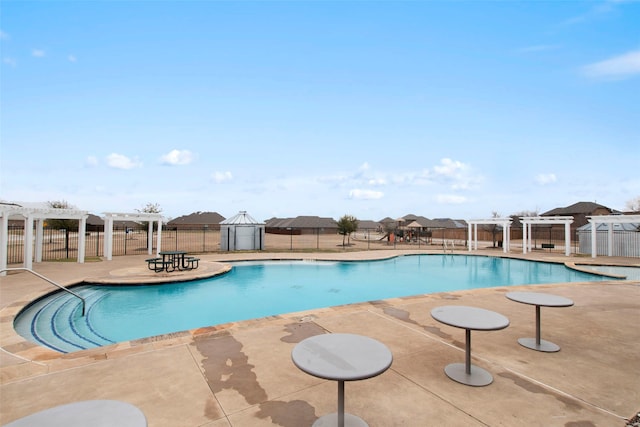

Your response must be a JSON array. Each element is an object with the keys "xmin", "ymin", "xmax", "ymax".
[
  {"xmin": 4, "ymin": 225, "xmax": 638, "ymax": 265},
  {"xmin": 4, "ymin": 226, "xmax": 223, "ymax": 263}
]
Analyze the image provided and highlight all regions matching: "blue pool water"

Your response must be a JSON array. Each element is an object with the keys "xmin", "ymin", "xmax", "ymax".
[{"xmin": 14, "ymin": 255, "xmax": 612, "ymax": 353}]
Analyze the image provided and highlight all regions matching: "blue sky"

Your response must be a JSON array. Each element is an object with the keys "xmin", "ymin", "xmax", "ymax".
[{"xmin": 1, "ymin": 1, "xmax": 639, "ymax": 222}]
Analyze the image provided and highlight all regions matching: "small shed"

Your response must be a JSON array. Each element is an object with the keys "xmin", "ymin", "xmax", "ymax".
[{"xmin": 220, "ymin": 211, "xmax": 265, "ymax": 251}]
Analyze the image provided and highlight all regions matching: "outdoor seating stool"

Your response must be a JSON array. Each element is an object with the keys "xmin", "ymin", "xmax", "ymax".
[
  {"xmin": 146, "ymin": 257, "xmax": 170, "ymax": 272},
  {"xmin": 184, "ymin": 257, "xmax": 200, "ymax": 269}
]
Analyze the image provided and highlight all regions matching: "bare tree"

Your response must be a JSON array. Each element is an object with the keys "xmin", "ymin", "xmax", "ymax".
[
  {"xmin": 137, "ymin": 202, "xmax": 162, "ymax": 215},
  {"xmin": 136, "ymin": 202, "xmax": 162, "ymax": 232},
  {"xmin": 626, "ymin": 196, "xmax": 640, "ymax": 212},
  {"xmin": 483, "ymin": 211, "xmax": 502, "ymax": 248},
  {"xmin": 47, "ymin": 200, "xmax": 78, "ymax": 258},
  {"xmin": 47, "ymin": 200, "xmax": 78, "ymax": 231},
  {"xmin": 512, "ymin": 209, "xmax": 540, "ymax": 217}
]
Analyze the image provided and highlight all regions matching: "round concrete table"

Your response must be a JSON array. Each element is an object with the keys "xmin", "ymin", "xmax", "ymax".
[
  {"xmin": 292, "ymin": 333, "xmax": 393, "ymax": 427},
  {"xmin": 431, "ymin": 305, "xmax": 509, "ymax": 387},
  {"xmin": 506, "ymin": 291, "xmax": 574, "ymax": 352},
  {"xmin": 4, "ymin": 400, "xmax": 147, "ymax": 427}
]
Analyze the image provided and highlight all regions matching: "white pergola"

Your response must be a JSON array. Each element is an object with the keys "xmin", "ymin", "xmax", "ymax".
[
  {"xmin": 521, "ymin": 216, "xmax": 573, "ymax": 256},
  {"xmin": 102, "ymin": 212, "xmax": 164, "ymax": 260},
  {"xmin": 467, "ymin": 218, "xmax": 513, "ymax": 253},
  {"xmin": 587, "ymin": 214, "xmax": 640, "ymax": 258},
  {"xmin": 0, "ymin": 206, "xmax": 89, "ymax": 275}
]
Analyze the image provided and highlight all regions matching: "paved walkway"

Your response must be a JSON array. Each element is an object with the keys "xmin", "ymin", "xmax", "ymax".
[{"xmin": 1, "ymin": 250, "xmax": 639, "ymax": 426}]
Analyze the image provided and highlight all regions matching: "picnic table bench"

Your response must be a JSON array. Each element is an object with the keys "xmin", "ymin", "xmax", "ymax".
[{"xmin": 146, "ymin": 251, "xmax": 199, "ymax": 273}]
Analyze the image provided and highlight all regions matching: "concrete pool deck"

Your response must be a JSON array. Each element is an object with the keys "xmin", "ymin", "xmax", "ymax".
[{"xmin": 1, "ymin": 249, "xmax": 639, "ymax": 426}]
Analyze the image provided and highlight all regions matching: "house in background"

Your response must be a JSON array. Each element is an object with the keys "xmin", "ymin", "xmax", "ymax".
[
  {"xmin": 265, "ymin": 216, "xmax": 338, "ymax": 235},
  {"xmin": 542, "ymin": 201, "xmax": 616, "ymax": 229},
  {"xmin": 377, "ymin": 214, "xmax": 469, "ymax": 244},
  {"xmin": 85, "ymin": 214, "xmax": 140, "ymax": 232},
  {"xmin": 167, "ymin": 212, "xmax": 225, "ymax": 230}
]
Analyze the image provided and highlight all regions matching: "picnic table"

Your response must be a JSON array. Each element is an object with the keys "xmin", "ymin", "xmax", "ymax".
[{"xmin": 146, "ymin": 251, "xmax": 199, "ymax": 273}]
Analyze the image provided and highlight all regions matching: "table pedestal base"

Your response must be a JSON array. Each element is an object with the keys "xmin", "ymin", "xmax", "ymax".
[
  {"xmin": 312, "ymin": 413, "xmax": 368, "ymax": 427},
  {"xmin": 444, "ymin": 363, "xmax": 493, "ymax": 387},
  {"xmin": 518, "ymin": 337, "xmax": 560, "ymax": 352}
]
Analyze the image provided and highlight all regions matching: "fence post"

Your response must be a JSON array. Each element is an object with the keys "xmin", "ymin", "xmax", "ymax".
[{"xmin": 203, "ymin": 225, "xmax": 208, "ymax": 252}]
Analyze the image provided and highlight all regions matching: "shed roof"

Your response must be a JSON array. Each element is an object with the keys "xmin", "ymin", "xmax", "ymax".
[
  {"xmin": 221, "ymin": 211, "xmax": 263, "ymax": 225},
  {"xmin": 577, "ymin": 222, "xmax": 639, "ymax": 232}
]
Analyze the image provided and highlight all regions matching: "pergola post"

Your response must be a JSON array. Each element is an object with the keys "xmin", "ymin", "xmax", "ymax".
[
  {"xmin": 564, "ymin": 222, "xmax": 571, "ymax": 256},
  {"xmin": 147, "ymin": 221, "xmax": 154, "ymax": 255},
  {"xmin": 78, "ymin": 216, "xmax": 87, "ymax": 263},
  {"xmin": 591, "ymin": 221, "xmax": 597, "ymax": 258},
  {"xmin": 467, "ymin": 223, "xmax": 472, "ymax": 251},
  {"xmin": 0, "ymin": 213, "xmax": 8, "ymax": 275},
  {"xmin": 156, "ymin": 219, "xmax": 163, "ymax": 256},
  {"xmin": 608, "ymin": 223, "xmax": 614, "ymax": 257},
  {"xmin": 502, "ymin": 225, "xmax": 508, "ymax": 254},
  {"xmin": 35, "ymin": 219, "xmax": 44, "ymax": 262},
  {"xmin": 104, "ymin": 216, "xmax": 114, "ymax": 261},
  {"xmin": 24, "ymin": 215, "xmax": 34, "ymax": 270}
]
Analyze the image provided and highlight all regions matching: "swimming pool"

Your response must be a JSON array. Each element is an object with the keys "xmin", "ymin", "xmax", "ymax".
[{"xmin": 14, "ymin": 255, "xmax": 613, "ymax": 353}]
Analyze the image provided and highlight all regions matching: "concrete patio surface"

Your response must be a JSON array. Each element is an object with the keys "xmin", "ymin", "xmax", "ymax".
[{"xmin": 1, "ymin": 250, "xmax": 639, "ymax": 426}]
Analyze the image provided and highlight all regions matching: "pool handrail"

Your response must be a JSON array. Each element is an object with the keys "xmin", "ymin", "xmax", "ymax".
[{"xmin": 1, "ymin": 268, "xmax": 86, "ymax": 316}]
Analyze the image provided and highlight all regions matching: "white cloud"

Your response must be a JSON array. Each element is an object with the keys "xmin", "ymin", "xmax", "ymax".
[
  {"xmin": 317, "ymin": 173, "xmax": 349, "ymax": 184},
  {"xmin": 348, "ymin": 189, "xmax": 384, "ymax": 200},
  {"xmin": 212, "ymin": 171, "xmax": 233, "ymax": 183},
  {"xmin": 32, "ymin": 49, "xmax": 45, "ymax": 58},
  {"xmin": 432, "ymin": 158, "xmax": 482, "ymax": 190},
  {"xmin": 582, "ymin": 49, "xmax": 640, "ymax": 80},
  {"xmin": 351, "ymin": 162, "xmax": 371, "ymax": 180},
  {"xmin": 3, "ymin": 57, "xmax": 16, "ymax": 67},
  {"xmin": 368, "ymin": 178, "xmax": 387, "ymax": 186},
  {"xmin": 68, "ymin": 54, "xmax": 77, "ymax": 62},
  {"xmin": 535, "ymin": 173, "xmax": 557, "ymax": 185},
  {"xmin": 85, "ymin": 156, "xmax": 99, "ymax": 167},
  {"xmin": 160, "ymin": 149, "xmax": 194, "ymax": 166},
  {"xmin": 433, "ymin": 158, "xmax": 466, "ymax": 177},
  {"xmin": 436, "ymin": 194, "xmax": 467, "ymax": 204},
  {"xmin": 561, "ymin": 0, "xmax": 627, "ymax": 27},
  {"xmin": 106, "ymin": 153, "xmax": 142, "ymax": 170}
]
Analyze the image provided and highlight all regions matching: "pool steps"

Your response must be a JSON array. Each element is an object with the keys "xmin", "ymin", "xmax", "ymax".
[{"xmin": 14, "ymin": 290, "xmax": 114, "ymax": 353}]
